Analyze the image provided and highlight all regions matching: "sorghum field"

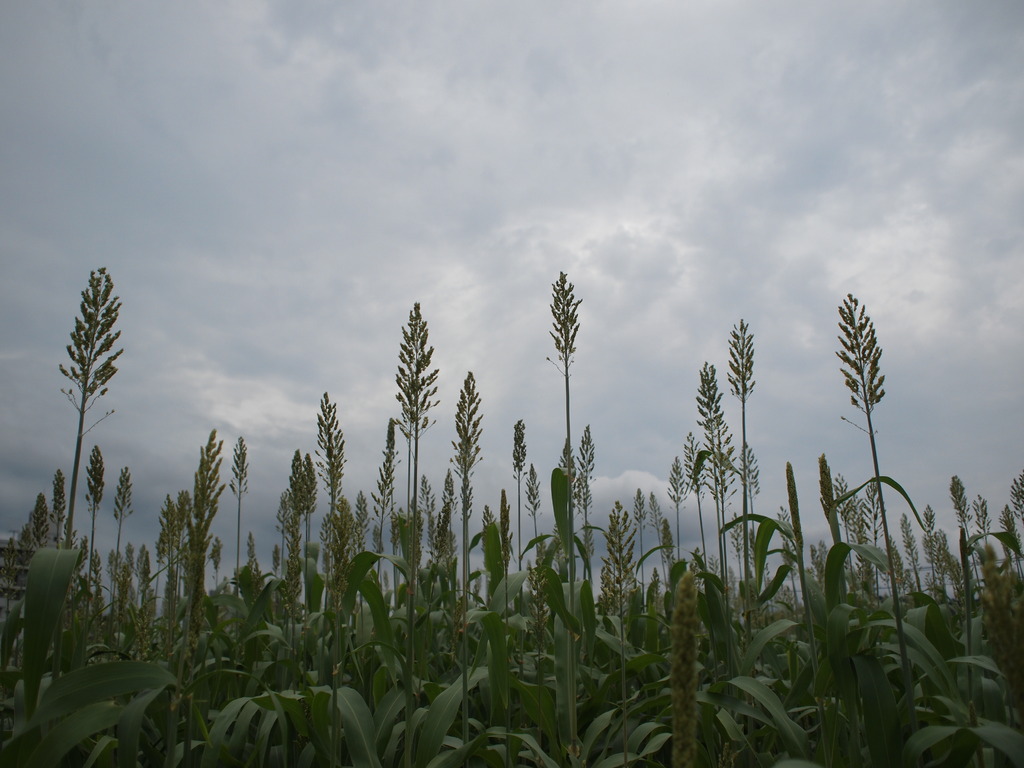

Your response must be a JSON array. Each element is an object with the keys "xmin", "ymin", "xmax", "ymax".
[{"xmin": 1, "ymin": 270, "xmax": 1022, "ymax": 767}]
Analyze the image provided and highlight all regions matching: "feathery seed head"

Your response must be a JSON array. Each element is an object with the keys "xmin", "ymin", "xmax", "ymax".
[{"xmin": 671, "ymin": 569, "xmax": 699, "ymax": 768}]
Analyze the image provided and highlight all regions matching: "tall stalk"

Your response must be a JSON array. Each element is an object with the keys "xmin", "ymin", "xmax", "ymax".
[
  {"xmin": 786, "ymin": 462, "xmax": 830, "ymax": 768},
  {"xmin": 316, "ymin": 393, "xmax": 345, "ymax": 768},
  {"xmin": 59, "ymin": 267, "xmax": 123, "ymax": 550},
  {"xmin": 697, "ymin": 362, "xmax": 735, "ymax": 656},
  {"xmin": 575, "ymin": 425, "xmax": 596, "ymax": 570},
  {"xmin": 513, "ymin": 420, "xmax": 526, "ymax": 571},
  {"xmin": 229, "ymin": 437, "xmax": 248, "ymax": 597},
  {"xmin": 600, "ymin": 501, "xmax": 636, "ymax": 765},
  {"xmin": 395, "ymin": 302, "xmax": 439, "ymax": 768},
  {"xmin": 512, "ymin": 419, "xmax": 528, "ymax": 712},
  {"xmin": 111, "ymin": 466, "xmax": 133, "ymax": 632},
  {"xmin": 549, "ymin": 270, "xmax": 582, "ymax": 757},
  {"xmin": 727, "ymin": 319, "xmax": 755, "ymax": 642},
  {"xmin": 668, "ymin": 456, "xmax": 685, "ymax": 561},
  {"xmin": 181, "ymin": 431, "xmax": 224, "ymax": 768},
  {"xmin": 372, "ymin": 419, "xmax": 399, "ymax": 588},
  {"xmin": 84, "ymin": 446, "xmax": 104, "ymax": 614},
  {"xmin": 452, "ymin": 371, "xmax": 482, "ymax": 745},
  {"xmin": 836, "ymin": 293, "xmax": 918, "ymax": 738},
  {"xmin": 683, "ymin": 433, "xmax": 708, "ymax": 561}
]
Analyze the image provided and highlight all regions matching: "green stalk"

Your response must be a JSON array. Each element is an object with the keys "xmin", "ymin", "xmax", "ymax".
[{"xmin": 787, "ymin": 463, "xmax": 830, "ymax": 768}]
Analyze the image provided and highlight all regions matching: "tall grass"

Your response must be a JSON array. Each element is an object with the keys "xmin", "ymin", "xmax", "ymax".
[
  {"xmin": 3, "ymin": 280, "xmax": 1024, "ymax": 766},
  {"xmin": 4, "ymin": 456, "xmax": 1022, "ymax": 767}
]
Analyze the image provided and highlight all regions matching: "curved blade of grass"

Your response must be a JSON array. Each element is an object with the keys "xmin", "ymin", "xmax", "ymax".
[
  {"xmin": 28, "ymin": 660, "xmax": 175, "ymax": 730},
  {"xmin": 480, "ymin": 611, "xmax": 509, "ymax": 714},
  {"xmin": 825, "ymin": 603, "xmax": 861, "ymax": 701},
  {"xmin": 727, "ymin": 676, "xmax": 808, "ymax": 758},
  {"xmin": 550, "ymin": 468, "xmax": 572, "ymax": 567},
  {"xmin": 589, "ymin": 724, "xmax": 671, "ymax": 768},
  {"xmin": 483, "ymin": 523, "xmax": 503, "ymax": 600},
  {"xmin": 510, "ymin": 678, "xmax": 557, "ymax": 748},
  {"xmin": 865, "ymin": 616, "xmax": 957, "ymax": 700},
  {"xmin": 965, "ymin": 529, "xmax": 1022, "ymax": 558},
  {"xmin": 201, "ymin": 696, "xmax": 254, "ymax": 768},
  {"xmin": 540, "ymin": 566, "xmax": 580, "ymax": 634},
  {"xmin": 851, "ymin": 654, "xmax": 901, "ymax": 768},
  {"xmin": 757, "ymin": 563, "xmax": 791, "ymax": 605},
  {"xmin": 117, "ymin": 687, "xmax": 164, "ymax": 768},
  {"xmin": 357, "ymin": 578, "xmax": 401, "ymax": 676},
  {"xmin": 514, "ymin": 731, "xmax": 562, "ymax": 768},
  {"xmin": 752, "ymin": 515, "xmax": 779, "ymax": 588},
  {"xmin": 336, "ymin": 687, "xmax": 383, "ymax": 768},
  {"xmin": 580, "ymin": 708, "xmax": 615, "ymax": 759},
  {"xmin": 905, "ymin": 599, "xmax": 960, "ymax": 661},
  {"xmin": 578, "ymin": 579, "xmax": 597, "ymax": 660},
  {"xmin": 241, "ymin": 577, "xmax": 282, "ymax": 638},
  {"xmin": 423, "ymin": 732, "xmax": 488, "ymax": 768},
  {"xmin": 487, "ymin": 571, "xmax": 527, "ymax": 613},
  {"xmin": 415, "ymin": 669, "xmax": 486, "ymax": 768},
  {"xmin": 373, "ymin": 685, "xmax": 405, "ymax": 754},
  {"xmin": 739, "ymin": 619, "xmax": 798, "ymax": 677},
  {"xmin": 340, "ymin": 551, "xmax": 380, "ymax": 615},
  {"xmin": 903, "ymin": 724, "xmax": 1024, "ymax": 768},
  {"xmin": 552, "ymin": 611, "xmax": 576, "ymax": 754},
  {"xmin": 21, "ymin": 547, "xmax": 81, "ymax": 719},
  {"xmin": 832, "ymin": 475, "xmax": 923, "ymax": 529},
  {"xmin": 17, "ymin": 701, "xmax": 121, "ymax": 768},
  {"xmin": 947, "ymin": 654, "xmax": 1004, "ymax": 677},
  {"xmin": 0, "ymin": 596, "xmax": 23, "ymax": 669},
  {"xmin": 722, "ymin": 513, "xmax": 795, "ymax": 544}
]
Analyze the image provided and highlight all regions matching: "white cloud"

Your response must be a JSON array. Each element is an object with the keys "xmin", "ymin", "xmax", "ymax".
[{"xmin": 1, "ymin": 1, "xmax": 1022, "ymax": 568}]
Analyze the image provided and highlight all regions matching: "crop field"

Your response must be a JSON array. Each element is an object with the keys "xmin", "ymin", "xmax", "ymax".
[{"xmin": 1, "ymin": 270, "xmax": 1022, "ymax": 767}]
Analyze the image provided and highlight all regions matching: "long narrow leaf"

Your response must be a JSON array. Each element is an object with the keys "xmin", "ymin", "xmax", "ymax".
[
  {"xmin": 21, "ymin": 548, "xmax": 80, "ymax": 719},
  {"xmin": 337, "ymin": 687, "xmax": 383, "ymax": 768}
]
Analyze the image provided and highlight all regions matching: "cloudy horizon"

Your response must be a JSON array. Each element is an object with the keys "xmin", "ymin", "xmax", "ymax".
[{"xmin": 2, "ymin": 2, "xmax": 1022, "ymax": 576}]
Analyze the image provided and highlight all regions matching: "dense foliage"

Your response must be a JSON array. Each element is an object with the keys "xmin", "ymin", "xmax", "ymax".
[{"xmin": 1, "ymin": 271, "xmax": 1023, "ymax": 767}]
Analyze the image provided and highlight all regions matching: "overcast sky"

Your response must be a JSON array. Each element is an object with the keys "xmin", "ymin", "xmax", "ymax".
[{"xmin": 2, "ymin": 2, "xmax": 1022, "ymax": 574}]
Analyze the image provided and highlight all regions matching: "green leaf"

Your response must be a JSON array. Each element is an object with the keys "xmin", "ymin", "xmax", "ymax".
[
  {"xmin": 480, "ymin": 611, "xmax": 509, "ymax": 714},
  {"xmin": 23, "ymin": 701, "xmax": 122, "ymax": 768},
  {"xmin": 28, "ymin": 661, "xmax": 175, "ymax": 730},
  {"xmin": 0, "ymin": 596, "xmax": 23, "ymax": 670},
  {"xmin": 415, "ymin": 670, "xmax": 485, "ymax": 768},
  {"xmin": 201, "ymin": 696, "xmax": 254, "ymax": 768},
  {"xmin": 118, "ymin": 687, "xmax": 164, "ymax": 768},
  {"xmin": 833, "ymin": 476, "xmax": 923, "ymax": 529},
  {"xmin": 21, "ymin": 548, "xmax": 81, "ymax": 719},
  {"xmin": 357, "ymin": 578, "xmax": 401, "ymax": 676},
  {"xmin": 757, "ymin": 563, "xmax": 792, "ymax": 605},
  {"xmin": 739, "ymin": 619, "xmax": 798, "ymax": 677},
  {"xmin": 304, "ymin": 555, "xmax": 324, "ymax": 613},
  {"xmin": 903, "ymin": 724, "xmax": 1024, "ymax": 768},
  {"xmin": 513, "ymin": 731, "xmax": 562, "ymax": 768},
  {"xmin": 241, "ymin": 577, "xmax": 281, "ymax": 637},
  {"xmin": 482, "ymin": 523, "xmax": 503, "ymax": 601},
  {"xmin": 579, "ymin": 580, "xmax": 597, "ymax": 659},
  {"xmin": 852, "ymin": 654, "xmax": 901, "ymax": 768},
  {"xmin": 423, "ymin": 733, "xmax": 489, "ymax": 768},
  {"xmin": 965, "ymin": 529, "xmax": 1023, "ymax": 558},
  {"xmin": 728, "ymin": 676, "xmax": 807, "ymax": 758},
  {"xmin": 510, "ymin": 678, "xmax": 558, "ymax": 749},
  {"xmin": 487, "ymin": 571, "xmax": 527, "ymax": 613},
  {"xmin": 336, "ymin": 687, "xmax": 383, "ymax": 768},
  {"xmin": 540, "ymin": 567, "xmax": 580, "ymax": 634},
  {"xmin": 341, "ymin": 551, "xmax": 381, "ymax": 616},
  {"xmin": 551, "ymin": 468, "xmax": 572, "ymax": 559}
]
